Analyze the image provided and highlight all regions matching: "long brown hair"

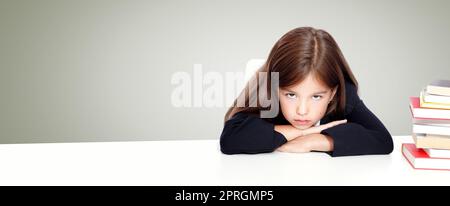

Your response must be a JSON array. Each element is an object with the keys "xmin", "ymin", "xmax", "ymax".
[{"xmin": 225, "ymin": 27, "xmax": 358, "ymax": 122}]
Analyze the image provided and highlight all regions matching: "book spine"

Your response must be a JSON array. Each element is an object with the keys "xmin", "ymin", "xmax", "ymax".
[
  {"xmin": 412, "ymin": 107, "xmax": 450, "ymax": 119},
  {"xmin": 427, "ymin": 85, "xmax": 450, "ymax": 96},
  {"xmin": 413, "ymin": 124, "xmax": 450, "ymax": 136}
]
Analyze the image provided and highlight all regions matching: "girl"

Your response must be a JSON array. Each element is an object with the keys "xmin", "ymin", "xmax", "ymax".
[{"xmin": 220, "ymin": 27, "xmax": 393, "ymax": 157}]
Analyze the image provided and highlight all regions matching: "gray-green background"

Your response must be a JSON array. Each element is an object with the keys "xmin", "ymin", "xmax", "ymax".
[{"xmin": 1, "ymin": 0, "xmax": 449, "ymax": 143}]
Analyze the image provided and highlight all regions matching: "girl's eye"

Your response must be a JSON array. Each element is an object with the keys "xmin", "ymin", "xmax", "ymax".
[
  {"xmin": 286, "ymin": 93, "xmax": 297, "ymax": 99},
  {"xmin": 312, "ymin": 95, "xmax": 322, "ymax": 100}
]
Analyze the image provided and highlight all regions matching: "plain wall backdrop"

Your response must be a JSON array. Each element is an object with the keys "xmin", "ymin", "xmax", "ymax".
[{"xmin": 1, "ymin": 0, "xmax": 450, "ymax": 143}]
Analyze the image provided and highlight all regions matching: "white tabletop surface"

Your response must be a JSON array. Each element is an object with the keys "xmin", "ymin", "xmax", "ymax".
[{"xmin": 0, "ymin": 135, "xmax": 449, "ymax": 186}]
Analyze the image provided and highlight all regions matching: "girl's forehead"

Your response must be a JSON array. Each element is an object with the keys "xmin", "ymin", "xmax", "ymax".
[{"xmin": 283, "ymin": 74, "xmax": 330, "ymax": 92}]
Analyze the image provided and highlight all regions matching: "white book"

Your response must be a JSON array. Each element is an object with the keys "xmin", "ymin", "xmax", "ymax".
[
  {"xmin": 427, "ymin": 79, "xmax": 450, "ymax": 96},
  {"xmin": 413, "ymin": 124, "xmax": 450, "ymax": 136},
  {"xmin": 409, "ymin": 97, "xmax": 450, "ymax": 119},
  {"xmin": 415, "ymin": 133, "xmax": 450, "ymax": 139},
  {"xmin": 422, "ymin": 89, "xmax": 450, "ymax": 104},
  {"xmin": 424, "ymin": 148, "xmax": 450, "ymax": 158},
  {"xmin": 423, "ymin": 91, "xmax": 450, "ymax": 104},
  {"xmin": 419, "ymin": 123, "xmax": 450, "ymax": 127},
  {"xmin": 412, "ymin": 117, "xmax": 450, "ymax": 125}
]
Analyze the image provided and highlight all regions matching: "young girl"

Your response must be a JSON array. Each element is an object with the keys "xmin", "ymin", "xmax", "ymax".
[{"xmin": 220, "ymin": 27, "xmax": 393, "ymax": 157}]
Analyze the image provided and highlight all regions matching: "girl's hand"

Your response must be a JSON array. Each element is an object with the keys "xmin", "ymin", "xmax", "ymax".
[
  {"xmin": 300, "ymin": 119, "xmax": 347, "ymax": 137},
  {"xmin": 275, "ymin": 119, "xmax": 347, "ymax": 141}
]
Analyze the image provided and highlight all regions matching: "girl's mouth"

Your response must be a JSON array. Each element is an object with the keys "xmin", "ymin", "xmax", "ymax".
[{"xmin": 294, "ymin": 119, "xmax": 311, "ymax": 125}]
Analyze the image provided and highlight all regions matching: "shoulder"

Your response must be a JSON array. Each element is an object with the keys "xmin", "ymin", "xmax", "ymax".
[
  {"xmin": 226, "ymin": 111, "xmax": 259, "ymax": 123},
  {"xmin": 343, "ymin": 80, "xmax": 360, "ymax": 116}
]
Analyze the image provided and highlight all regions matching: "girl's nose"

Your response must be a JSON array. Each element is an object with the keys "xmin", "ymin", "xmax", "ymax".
[{"xmin": 296, "ymin": 100, "xmax": 308, "ymax": 116}]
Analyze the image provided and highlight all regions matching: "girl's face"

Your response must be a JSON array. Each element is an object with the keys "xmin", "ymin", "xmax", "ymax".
[{"xmin": 279, "ymin": 73, "xmax": 337, "ymax": 129}]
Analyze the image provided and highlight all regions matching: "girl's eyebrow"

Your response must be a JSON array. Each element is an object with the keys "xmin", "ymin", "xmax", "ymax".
[
  {"xmin": 314, "ymin": 91, "xmax": 328, "ymax": 95},
  {"xmin": 283, "ymin": 89, "xmax": 297, "ymax": 94},
  {"xmin": 282, "ymin": 89, "xmax": 329, "ymax": 95}
]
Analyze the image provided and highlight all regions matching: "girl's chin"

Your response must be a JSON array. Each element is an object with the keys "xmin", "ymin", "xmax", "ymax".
[{"xmin": 292, "ymin": 123, "xmax": 313, "ymax": 130}]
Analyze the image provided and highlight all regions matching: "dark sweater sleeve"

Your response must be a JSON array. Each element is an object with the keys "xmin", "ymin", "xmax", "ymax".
[
  {"xmin": 320, "ymin": 86, "xmax": 394, "ymax": 157},
  {"xmin": 220, "ymin": 112, "xmax": 288, "ymax": 154}
]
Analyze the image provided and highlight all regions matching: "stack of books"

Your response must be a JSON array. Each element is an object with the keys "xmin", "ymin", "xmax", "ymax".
[{"xmin": 403, "ymin": 79, "xmax": 450, "ymax": 170}]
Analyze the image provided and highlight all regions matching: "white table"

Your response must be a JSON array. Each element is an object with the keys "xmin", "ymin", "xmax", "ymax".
[{"xmin": 0, "ymin": 136, "xmax": 449, "ymax": 185}]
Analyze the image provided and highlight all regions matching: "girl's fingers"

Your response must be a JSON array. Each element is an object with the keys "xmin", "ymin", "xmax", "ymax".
[
  {"xmin": 300, "ymin": 119, "xmax": 347, "ymax": 136},
  {"xmin": 313, "ymin": 119, "xmax": 347, "ymax": 133},
  {"xmin": 329, "ymin": 119, "xmax": 347, "ymax": 127}
]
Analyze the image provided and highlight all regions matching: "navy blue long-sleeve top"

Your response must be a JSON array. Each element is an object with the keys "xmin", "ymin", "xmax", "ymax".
[{"xmin": 219, "ymin": 81, "xmax": 394, "ymax": 157}]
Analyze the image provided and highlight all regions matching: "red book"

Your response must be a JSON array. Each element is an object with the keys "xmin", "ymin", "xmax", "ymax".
[
  {"xmin": 409, "ymin": 97, "xmax": 450, "ymax": 119},
  {"xmin": 402, "ymin": 143, "xmax": 450, "ymax": 171}
]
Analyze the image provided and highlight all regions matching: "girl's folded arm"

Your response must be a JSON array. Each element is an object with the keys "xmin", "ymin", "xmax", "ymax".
[
  {"xmin": 220, "ymin": 113, "xmax": 287, "ymax": 154},
  {"xmin": 321, "ymin": 99, "xmax": 394, "ymax": 157}
]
